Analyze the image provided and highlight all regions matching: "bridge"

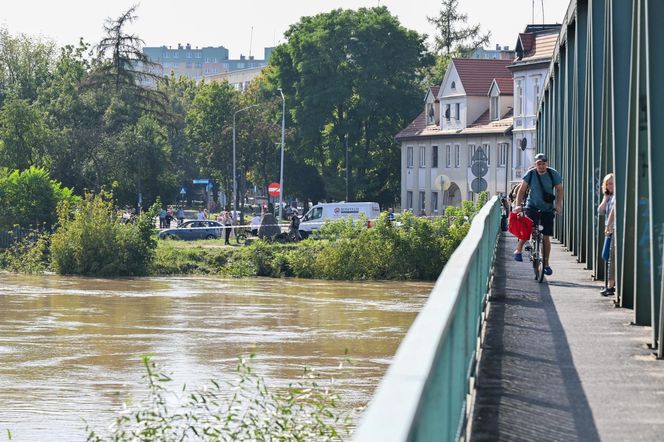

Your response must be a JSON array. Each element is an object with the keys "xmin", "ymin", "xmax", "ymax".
[{"xmin": 353, "ymin": 1, "xmax": 664, "ymax": 440}]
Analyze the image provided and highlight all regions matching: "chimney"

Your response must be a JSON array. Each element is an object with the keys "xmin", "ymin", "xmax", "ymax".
[
  {"xmin": 240, "ymin": 54, "xmax": 246, "ymax": 60},
  {"xmin": 496, "ymin": 44, "xmax": 500, "ymax": 50},
  {"xmin": 178, "ymin": 43, "xmax": 183, "ymax": 50},
  {"xmin": 186, "ymin": 43, "xmax": 191, "ymax": 50},
  {"xmin": 503, "ymin": 45, "xmax": 509, "ymax": 50}
]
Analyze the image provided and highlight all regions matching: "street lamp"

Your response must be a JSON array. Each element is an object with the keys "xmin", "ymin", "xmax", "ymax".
[
  {"xmin": 278, "ymin": 88, "xmax": 286, "ymax": 221},
  {"xmin": 233, "ymin": 103, "xmax": 259, "ymax": 220}
]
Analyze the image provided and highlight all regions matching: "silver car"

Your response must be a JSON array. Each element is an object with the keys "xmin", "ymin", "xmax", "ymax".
[{"xmin": 158, "ymin": 220, "xmax": 225, "ymax": 240}]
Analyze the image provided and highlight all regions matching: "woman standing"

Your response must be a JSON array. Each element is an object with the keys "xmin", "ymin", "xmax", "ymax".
[{"xmin": 598, "ymin": 173, "xmax": 615, "ymax": 296}]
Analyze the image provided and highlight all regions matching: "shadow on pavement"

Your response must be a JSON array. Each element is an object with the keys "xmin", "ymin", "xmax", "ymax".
[{"xmin": 470, "ymin": 234, "xmax": 600, "ymax": 442}]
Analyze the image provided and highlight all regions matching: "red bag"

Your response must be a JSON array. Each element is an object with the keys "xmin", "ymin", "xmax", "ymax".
[{"xmin": 508, "ymin": 212, "xmax": 533, "ymax": 241}]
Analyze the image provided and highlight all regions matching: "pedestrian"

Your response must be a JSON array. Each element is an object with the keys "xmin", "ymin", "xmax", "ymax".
[
  {"xmin": 197, "ymin": 209, "xmax": 206, "ymax": 221},
  {"xmin": 512, "ymin": 153, "xmax": 564, "ymax": 276},
  {"xmin": 598, "ymin": 173, "xmax": 616, "ymax": 296},
  {"xmin": 222, "ymin": 210, "xmax": 233, "ymax": 245},
  {"xmin": 250, "ymin": 213, "xmax": 261, "ymax": 236},
  {"xmin": 176, "ymin": 206, "xmax": 185, "ymax": 226},
  {"xmin": 159, "ymin": 207, "xmax": 167, "ymax": 229},
  {"xmin": 387, "ymin": 207, "xmax": 395, "ymax": 221}
]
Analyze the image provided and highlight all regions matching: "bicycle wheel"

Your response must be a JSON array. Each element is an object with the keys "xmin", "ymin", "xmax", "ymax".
[{"xmin": 535, "ymin": 235, "xmax": 545, "ymax": 283}]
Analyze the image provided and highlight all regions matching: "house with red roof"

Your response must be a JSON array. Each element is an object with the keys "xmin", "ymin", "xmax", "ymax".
[
  {"xmin": 397, "ymin": 58, "xmax": 514, "ymax": 215},
  {"xmin": 509, "ymin": 24, "xmax": 561, "ymax": 183}
]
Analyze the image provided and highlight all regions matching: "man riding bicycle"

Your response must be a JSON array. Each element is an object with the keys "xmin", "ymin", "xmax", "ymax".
[{"xmin": 512, "ymin": 153, "xmax": 564, "ymax": 276}]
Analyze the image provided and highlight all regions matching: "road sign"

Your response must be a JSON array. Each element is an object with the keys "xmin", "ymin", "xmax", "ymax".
[
  {"xmin": 471, "ymin": 161, "xmax": 488, "ymax": 177},
  {"xmin": 268, "ymin": 182, "xmax": 281, "ymax": 197},
  {"xmin": 472, "ymin": 148, "xmax": 488, "ymax": 163},
  {"xmin": 180, "ymin": 187, "xmax": 187, "ymax": 195},
  {"xmin": 471, "ymin": 177, "xmax": 488, "ymax": 193},
  {"xmin": 193, "ymin": 179, "xmax": 209, "ymax": 184}
]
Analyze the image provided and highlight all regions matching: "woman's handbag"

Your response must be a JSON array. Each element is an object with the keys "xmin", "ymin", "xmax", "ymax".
[
  {"xmin": 508, "ymin": 212, "xmax": 533, "ymax": 241},
  {"xmin": 602, "ymin": 234, "xmax": 612, "ymax": 261}
]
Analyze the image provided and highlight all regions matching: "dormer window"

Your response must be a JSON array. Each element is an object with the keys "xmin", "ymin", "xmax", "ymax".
[
  {"xmin": 490, "ymin": 96, "xmax": 499, "ymax": 120},
  {"xmin": 451, "ymin": 81, "xmax": 456, "ymax": 89},
  {"xmin": 426, "ymin": 103, "xmax": 435, "ymax": 124}
]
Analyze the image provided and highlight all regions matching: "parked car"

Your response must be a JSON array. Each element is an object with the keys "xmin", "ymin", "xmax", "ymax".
[{"xmin": 158, "ymin": 220, "xmax": 225, "ymax": 240}]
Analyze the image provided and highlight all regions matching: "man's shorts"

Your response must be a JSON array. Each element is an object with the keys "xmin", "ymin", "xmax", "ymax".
[{"xmin": 525, "ymin": 208, "xmax": 554, "ymax": 236}]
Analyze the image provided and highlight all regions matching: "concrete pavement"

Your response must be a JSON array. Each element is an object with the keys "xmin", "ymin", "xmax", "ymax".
[{"xmin": 470, "ymin": 233, "xmax": 664, "ymax": 441}]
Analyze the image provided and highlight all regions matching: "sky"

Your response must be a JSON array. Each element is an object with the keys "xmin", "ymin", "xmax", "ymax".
[{"xmin": 1, "ymin": 0, "xmax": 571, "ymax": 58}]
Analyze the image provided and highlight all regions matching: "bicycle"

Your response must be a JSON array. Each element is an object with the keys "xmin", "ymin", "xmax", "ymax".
[{"xmin": 524, "ymin": 210, "xmax": 549, "ymax": 283}]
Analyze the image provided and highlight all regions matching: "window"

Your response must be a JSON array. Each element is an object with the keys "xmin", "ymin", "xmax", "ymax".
[
  {"xmin": 451, "ymin": 81, "xmax": 456, "ymax": 89},
  {"xmin": 499, "ymin": 143, "xmax": 508, "ymax": 167},
  {"xmin": 173, "ymin": 52, "xmax": 179, "ymax": 59},
  {"xmin": 445, "ymin": 104, "xmax": 451, "ymax": 120},
  {"xmin": 419, "ymin": 146, "xmax": 426, "ymax": 168},
  {"xmin": 468, "ymin": 144, "xmax": 477, "ymax": 165},
  {"xmin": 534, "ymin": 77, "xmax": 541, "ymax": 112},
  {"xmin": 446, "ymin": 144, "xmax": 451, "ymax": 168},
  {"xmin": 426, "ymin": 103, "xmax": 435, "ymax": 124},
  {"xmin": 483, "ymin": 143, "xmax": 491, "ymax": 165},
  {"xmin": 432, "ymin": 192, "xmax": 439, "ymax": 213},
  {"xmin": 237, "ymin": 62, "xmax": 245, "ymax": 69},
  {"xmin": 432, "ymin": 146, "xmax": 439, "ymax": 168},
  {"xmin": 419, "ymin": 191, "xmax": 426, "ymax": 213},
  {"xmin": 515, "ymin": 147, "xmax": 522, "ymax": 168},
  {"xmin": 310, "ymin": 207, "xmax": 323, "ymax": 220},
  {"xmin": 196, "ymin": 52, "xmax": 202, "ymax": 58},
  {"xmin": 407, "ymin": 191, "xmax": 413, "ymax": 210},
  {"xmin": 407, "ymin": 146, "xmax": 413, "ymax": 168},
  {"xmin": 454, "ymin": 144, "xmax": 460, "ymax": 167},
  {"xmin": 187, "ymin": 52, "xmax": 192, "ymax": 59},
  {"xmin": 490, "ymin": 96, "xmax": 499, "ymax": 120},
  {"xmin": 516, "ymin": 79, "xmax": 524, "ymax": 116},
  {"xmin": 163, "ymin": 52, "xmax": 169, "ymax": 58},
  {"xmin": 455, "ymin": 103, "xmax": 460, "ymax": 121}
]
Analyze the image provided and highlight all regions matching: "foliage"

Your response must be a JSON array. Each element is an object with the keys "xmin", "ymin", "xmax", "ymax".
[
  {"xmin": 86, "ymin": 355, "xmax": 349, "ymax": 441},
  {"xmin": 428, "ymin": 0, "xmax": 491, "ymax": 56},
  {"xmin": 50, "ymin": 192, "xmax": 156, "ymax": 276},
  {"xmin": 0, "ymin": 232, "xmax": 50, "ymax": 273},
  {"xmin": 151, "ymin": 194, "xmax": 488, "ymax": 281},
  {"xmin": 268, "ymin": 7, "xmax": 431, "ymax": 206},
  {"xmin": 0, "ymin": 166, "xmax": 77, "ymax": 229},
  {"xmin": 0, "ymin": 26, "xmax": 56, "ymax": 104}
]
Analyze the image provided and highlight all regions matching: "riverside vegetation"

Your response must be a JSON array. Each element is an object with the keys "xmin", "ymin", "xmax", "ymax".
[
  {"xmin": 1, "ymin": 193, "xmax": 487, "ymax": 281},
  {"xmin": 86, "ymin": 355, "xmax": 349, "ymax": 442}
]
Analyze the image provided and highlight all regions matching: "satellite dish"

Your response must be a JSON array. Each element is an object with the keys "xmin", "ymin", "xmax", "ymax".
[
  {"xmin": 520, "ymin": 137, "xmax": 528, "ymax": 150},
  {"xmin": 434, "ymin": 174, "xmax": 451, "ymax": 191}
]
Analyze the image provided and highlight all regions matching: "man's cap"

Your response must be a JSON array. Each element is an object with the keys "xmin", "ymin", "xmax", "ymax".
[{"xmin": 534, "ymin": 153, "xmax": 548, "ymax": 162}]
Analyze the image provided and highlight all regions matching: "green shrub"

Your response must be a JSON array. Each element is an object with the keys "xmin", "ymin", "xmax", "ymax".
[
  {"xmin": 50, "ymin": 192, "xmax": 156, "ymax": 276},
  {"xmin": 86, "ymin": 355, "xmax": 350, "ymax": 441},
  {"xmin": 148, "ymin": 194, "xmax": 489, "ymax": 281},
  {"xmin": 0, "ymin": 166, "xmax": 77, "ymax": 230},
  {"xmin": 0, "ymin": 232, "xmax": 50, "ymax": 273}
]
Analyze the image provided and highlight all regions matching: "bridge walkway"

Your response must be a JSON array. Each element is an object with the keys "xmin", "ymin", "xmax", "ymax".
[{"xmin": 470, "ymin": 234, "xmax": 664, "ymax": 441}]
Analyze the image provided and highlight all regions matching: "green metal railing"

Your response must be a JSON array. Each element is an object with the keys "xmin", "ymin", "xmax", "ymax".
[
  {"xmin": 536, "ymin": 0, "xmax": 664, "ymax": 354},
  {"xmin": 353, "ymin": 197, "xmax": 501, "ymax": 442}
]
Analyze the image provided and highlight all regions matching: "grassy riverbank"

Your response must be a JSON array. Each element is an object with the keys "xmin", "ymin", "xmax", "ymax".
[{"xmin": 1, "ymin": 195, "xmax": 487, "ymax": 281}]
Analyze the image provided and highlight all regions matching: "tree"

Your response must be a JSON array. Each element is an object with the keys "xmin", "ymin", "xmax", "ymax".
[
  {"xmin": 428, "ymin": 0, "xmax": 491, "ymax": 56},
  {"xmin": 0, "ymin": 166, "xmax": 76, "ymax": 229},
  {"xmin": 268, "ymin": 7, "xmax": 430, "ymax": 206},
  {"xmin": 185, "ymin": 81, "xmax": 241, "ymax": 206},
  {"xmin": 0, "ymin": 26, "xmax": 56, "ymax": 105},
  {"xmin": 87, "ymin": 5, "xmax": 168, "ymax": 118}
]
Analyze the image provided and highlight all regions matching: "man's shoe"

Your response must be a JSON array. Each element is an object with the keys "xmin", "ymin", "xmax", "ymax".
[
  {"xmin": 513, "ymin": 252, "xmax": 523, "ymax": 262},
  {"xmin": 543, "ymin": 266, "xmax": 553, "ymax": 276},
  {"xmin": 600, "ymin": 286, "xmax": 615, "ymax": 297}
]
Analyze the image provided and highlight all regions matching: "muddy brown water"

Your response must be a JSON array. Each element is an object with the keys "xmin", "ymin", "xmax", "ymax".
[{"xmin": 0, "ymin": 274, "xmax": 431, "ymax": 441}]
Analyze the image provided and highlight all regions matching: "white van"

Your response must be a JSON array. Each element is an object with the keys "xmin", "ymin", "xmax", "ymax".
[{"xmin": 299, "ymin": 202, "xmax": 380, "ymax": 236}]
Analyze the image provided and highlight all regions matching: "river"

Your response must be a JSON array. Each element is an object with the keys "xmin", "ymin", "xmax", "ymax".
[{"xmin": 0, "ymin": 274, "xmax": 431, "ymax": 440}]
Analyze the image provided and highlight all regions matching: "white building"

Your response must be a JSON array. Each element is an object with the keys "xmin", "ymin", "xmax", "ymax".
[
  {"xmin": 508, "ymin": 24, "xmax": 561, "ymax": 183},
  {"xmin": 397, "ymin": 58, "xmax": 514, "ymax": 215}
]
